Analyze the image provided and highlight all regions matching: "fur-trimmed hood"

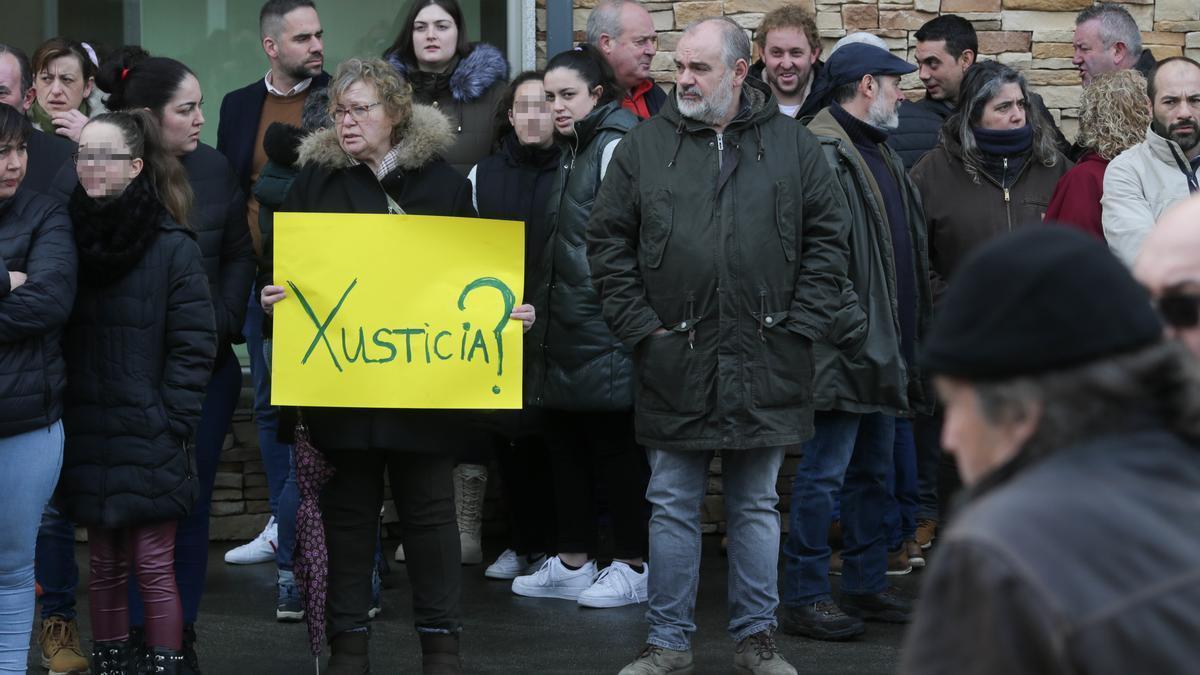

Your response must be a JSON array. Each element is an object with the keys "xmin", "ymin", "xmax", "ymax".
[
  {"xmin": 387, "ymin": 42, "xmax": 508, "ymax": 103},
  {"xmin": 296, "ymin": 103, "xmax": 455, "ymax": 172}
]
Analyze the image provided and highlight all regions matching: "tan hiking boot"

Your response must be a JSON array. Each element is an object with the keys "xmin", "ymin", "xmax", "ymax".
[
  {"xmin": 887, "ymin": 545, "xmax": 912, "ymax": 576},
  {"xmin": 733, "ymin": 630, "xmax": 797, "ymax": 674},
  {"xmin": 618, "ymin": 644, "xmax": 694, "ymax": 675},
  {"xmin": 454, "ymin": 463, "xmax": 488, "ymax": 565},
  {"xmin": 915, "ymin": 519, "xmax": 937, "ymax": 549},
  {"xmin": 40, "ymin": 616, "xmax": 90, "ymax": 675}
]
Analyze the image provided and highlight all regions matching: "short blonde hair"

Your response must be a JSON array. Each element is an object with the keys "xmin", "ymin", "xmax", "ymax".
[
  {"xmin": 329, "ymin": 57, "xmax": 414, "ymax": 144},
  {"xmin": 1076, "ymin": 70, "xmax": 1150, "ymax": 161},
  {"xmin": 754, "ymin": 5, "xmax": 820, "ymax": 55}
]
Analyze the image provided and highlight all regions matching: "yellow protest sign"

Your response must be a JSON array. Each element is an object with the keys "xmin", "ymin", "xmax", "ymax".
[{"xmin": 270, "ymin": 213, "xmax": 524, "ymax": 409}]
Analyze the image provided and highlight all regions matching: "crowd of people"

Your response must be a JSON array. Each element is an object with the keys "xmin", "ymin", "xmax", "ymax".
[{"xmin": 0, "ymin": 0, "xmax": 1197, "ymax": 674}]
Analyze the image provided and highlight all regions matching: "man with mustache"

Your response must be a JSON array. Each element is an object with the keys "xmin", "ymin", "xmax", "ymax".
[
  {"xmin": 779, "ymin": 43, "xmax": 932, "ymax": 642},
  {"xmin": 213, "ymin": 0, "xmax": 329, "ymax": 622},
  {"xmin": 1102, "ymin": 57, "xmax": 1200, "ymax": 267},
  {"xmin": 589, "ymin": 16, "xmax": 856, "ymax": 675},
  {"xmin": 588, "ymin": 0, "xmax": 664, "ymax": 120},
  {"xmin": 749, "ymin": 5, "xmax": 823, "ymax": 120}
]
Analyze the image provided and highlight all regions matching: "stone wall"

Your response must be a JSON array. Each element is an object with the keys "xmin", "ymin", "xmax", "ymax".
[{"xmin": 538, "ymin": 0, "xmax": 1200, "ymax": 141}]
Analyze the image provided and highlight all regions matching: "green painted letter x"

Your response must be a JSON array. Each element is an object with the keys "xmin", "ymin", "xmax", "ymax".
[{"xmin": 287, "ymin": 279, "xmax": 358, "ymax": 372}]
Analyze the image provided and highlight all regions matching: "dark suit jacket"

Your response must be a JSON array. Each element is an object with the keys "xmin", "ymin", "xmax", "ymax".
[
  {"xmin": 215, "ymin": 72, "xmax": 330, "ymax": 192},
  {"xmin": 23, "ymin": 130, "xmax": 74, "ymax": 197}
]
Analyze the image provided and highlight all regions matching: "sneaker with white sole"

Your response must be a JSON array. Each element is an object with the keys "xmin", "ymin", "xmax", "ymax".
[
  {"xmin": 511, "ymin": 556, "xmax": 596, "ymax": 600},
  {"xmin": 485, "ymin": 549, "xmax": 546, "ymax": 580},
  {"xmin": 224, "ymin": 516, "xmax": 277, "ymax": 565},
  {"xmin": 578, "ymin": 561, "xmax": 648, "ymax": 608}
]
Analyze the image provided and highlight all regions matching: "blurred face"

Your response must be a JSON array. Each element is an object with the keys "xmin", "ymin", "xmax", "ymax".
[
  {"xmin": 0, "ymin": 53, "xmax": 33, "ymax": 111},
  {"xmin": 334, "ymin": 81, "xmax": 396, "ymax": 164},
  {"xmin": 35, "ymin": 54, "xmax": 93, "ymax": 114},
  {"xmin": 761, "ymin": 27, "xmax": 819, "ymax": 103},
  {"xmin": 412, "ymin": 3, "xmax": 459, "ymax": 73},
  {"xmin": 1150, "ymin": 61, "xmax": 1200, "ymax": 159},
  {"xmin": 158, "ymin": 74, "xmax": 205, "ymax": 156},
  {"xmin": 978, "ymin": 82, "xmax": 1027, "ymax": 130},
  {"xmin": 1135, "ymin": 199, "xmax": 1200, "ymax": 358},
  {"xmin": 266, "ymin": 6, "xmax": 325, "ymax": 82},
  {"xmin": 600, "ymin": 4, "xmax": 657, "ymax": 91},
  {"xmin": 1073, "ymin": 19, "xmax": 1121, "ymax": 87},
  {"xmin": 75, "ymin": 121, "xmax": 143, "ymax": 199},
  {"xmin": 508, "ymin": 79, "xmax": 553, "ymax": 147},
  {"xmin": 0, "ymin": 133, "xmax": 27, "ymax": 199},
  {"xmin": 915, "ymin": 39, "xmax": 973, "ymax": 103},
  {"xmin": 674, "ymin": 23, "xmax": 747, "ymax": 127},
  {"xmin": 866, "ymin": 75, "xmax": 905, "ymax": 130},
  {"xmin": 936, "ymin": 377, "xmax": 1035, "ymax": 486},
  {"xmin": 544, "ymin": 67, "xmax": 600, "ymax": 137}
]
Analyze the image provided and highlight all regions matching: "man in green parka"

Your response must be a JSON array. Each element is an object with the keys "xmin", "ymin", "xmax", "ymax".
[{"xmin": 588, "ymin": 17, "xmax": 860, "ymax": 675}]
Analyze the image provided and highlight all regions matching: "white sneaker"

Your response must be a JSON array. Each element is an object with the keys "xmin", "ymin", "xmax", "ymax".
[
  {"xmin": 511, "ymin": 556, "xmax": 596, "ymax": 600},
  {"xmin": 485, "ymin": 549, "xmax": 546, "ymax": 580},
  {"xmin": 578, "ymin": 561, "xmax": 648, "ymax": 608},
  {"xmin": 224, "ymin": 517, "xmax": 277, "ymax": 565}
]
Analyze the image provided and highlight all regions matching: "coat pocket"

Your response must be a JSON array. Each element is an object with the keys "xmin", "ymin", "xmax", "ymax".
[
  {"xmin": 640, "ymin": 188, "xmax": 673, "ymax": 269},
  {"xmin": 749, "ymin": 309, "xmax": 813, "ymax": 408},
  {"xmin": 636, "ymin": 320, "xmax": 706, "ymax": 414},
  {"xmin": 775, "ymin": 181, "xmax": 797, "ymax": 263}
]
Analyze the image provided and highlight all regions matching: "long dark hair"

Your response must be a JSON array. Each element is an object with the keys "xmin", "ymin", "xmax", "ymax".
[
  {"xmin": 384, "ymin": 0, "xmax": 471, "ymax": 69},
  {"xmin": 544, "ymin": 44, "xmax": 619, "ymax": 107},
  {"xmin": 96, "ymin": 46, "xmax": 195, "ymax": 117},
  {"xmin": 492, "ymin": 70, "xmax": 545, "ymax": 145},
  {"xmin": 87, "ymin": 110, "xmax": 193, "ymax": 227}
]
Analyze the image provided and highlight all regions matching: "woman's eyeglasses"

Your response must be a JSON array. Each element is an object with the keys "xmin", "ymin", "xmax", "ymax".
[
  {"xmin": 330, "ymin": 102, "xmax": 382, "ymax": 124},
  {"xmin": 72, "ymin": 151, "xmax": 134, "ymax": 165}
]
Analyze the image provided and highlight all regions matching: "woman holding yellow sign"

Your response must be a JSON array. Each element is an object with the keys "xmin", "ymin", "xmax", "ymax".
[{"xmin": 260, "ymin": 57, "xmax": 532, "ymax": 675}]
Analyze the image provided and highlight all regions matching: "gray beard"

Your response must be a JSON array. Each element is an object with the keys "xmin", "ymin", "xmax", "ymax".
[
  {"xmin": 677, "ymin": 69, "xmax": 736, "ymax": 126},
  {"xmin": 1153, "ymin": 118, "xmax": 1200, "ymax": 153},
  {"xmin": 867, "ymin": 93, "xmax": 899, "ymax": 131}
]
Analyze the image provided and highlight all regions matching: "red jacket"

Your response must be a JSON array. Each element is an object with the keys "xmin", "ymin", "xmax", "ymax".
[{"xmin": 1045, "ymin": 151, "xmax": 1109, "ymax": 241}]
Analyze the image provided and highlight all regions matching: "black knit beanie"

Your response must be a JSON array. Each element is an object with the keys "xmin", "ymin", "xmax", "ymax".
[{"xmin": 921, "ymin": 226, "xmax": 1164, "ymax": 380}]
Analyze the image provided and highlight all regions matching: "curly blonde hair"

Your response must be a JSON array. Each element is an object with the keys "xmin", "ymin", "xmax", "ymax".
[
  {"xmin": 1075, "ymin": 70, "xmax": 1149, "ymax": 161},
  {"xmin": 328, "ymin": 57, "xmax": 414, "ymax": 145}
]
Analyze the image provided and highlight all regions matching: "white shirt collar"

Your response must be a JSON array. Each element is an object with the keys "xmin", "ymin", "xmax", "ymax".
[{"xmin": 264, "ymin": 70, "xmax": 313, "ymax": 97}]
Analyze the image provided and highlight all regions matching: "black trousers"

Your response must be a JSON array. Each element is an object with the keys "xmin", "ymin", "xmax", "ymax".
[
  {"xmin": 544, "ymin": 410, "xmax": 649, "ymax": 560},
  {"xmin": 494, "ymin": 434, "xmax": 555, "ymax": 555},
  {"xmin": 321, "ymin": 449, "xmax": 460, "ymax": 636}
]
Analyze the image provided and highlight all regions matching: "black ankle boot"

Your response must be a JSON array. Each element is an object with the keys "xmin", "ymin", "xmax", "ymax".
[
  {"xmin": 419, "ymin": 632, "xmax": 461, "ymax": 675},
  {"xmin": 90, "ymin": 640, "xmax": 130, "ymax": 675},
  {"xmin": 327, "ymin": 630, "xmax": 370, "ymax": 674},
  {"xmin": 180, "ymin": 624, "xmax": 201, "ymax": 674},
  {"xmin": 144, "ymin": 647, "xmax": 186, "ymax": 674}
]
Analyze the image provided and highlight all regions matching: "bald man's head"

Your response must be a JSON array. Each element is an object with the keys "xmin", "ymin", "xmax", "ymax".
[{"xmin": 1135, "ymin": 195, "xmax": 1200, "ymax": 357}]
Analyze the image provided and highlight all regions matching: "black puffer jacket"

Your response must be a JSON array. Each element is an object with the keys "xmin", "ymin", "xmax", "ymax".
[
  {"xmin": 267, "ymin": 104, "xmax": 477, "ymax": 452},
  {"xmin": 0, "ymin": 189, "xmax": 76, "ymax": 438},
  {"xmin": 388, "ymin": 43, "xmax": 509, "ymax": 176},
  {"xmin": 528, "ymin": 102, "xmax": 637, "ymax": 411},
  {"xmin": 50, "ymin": 143, "xmax": 255, "ymax": 365},
  {"xmin": 890, "ymin": 96, "xmax": 954, "ymax": 172},
  {"xmin": 58, "ymin": 177, "xmax": 216, "ymax": 528}
]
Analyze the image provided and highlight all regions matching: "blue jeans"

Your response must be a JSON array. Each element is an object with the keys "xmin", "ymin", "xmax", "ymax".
[
  {"xmin": 645, "ymin": 447, "xmax": 785, "ymax": 651},
  {"xmin": 35, "ymin": 503, "xmax": 77, "ymax": 620},
  {"xmin": 782, "ymin": 411, "xmax": 892, "ymax": 607},
  {"xmin": 885, "ymin": 418, "xmax": 919, "ymax": 549},
  {"xmin": 913, "ymin": 412, "xmax": 942, "ymax": 522},
  {"xmin": 131, "ymin": 354, "xmax": 241, "ymax": 627},
  {"xmin": 244, "ymin": 295, "xmax": 297, "ymax": 571},
  {"xmin": 0, "ymin": 422, "xmax": 64, "ymax": 674}
]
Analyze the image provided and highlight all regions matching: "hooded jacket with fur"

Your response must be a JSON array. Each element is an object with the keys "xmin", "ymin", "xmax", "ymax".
[{"xmin": 388, "ymin": 42, "xmax": 509, "ymax": 176}]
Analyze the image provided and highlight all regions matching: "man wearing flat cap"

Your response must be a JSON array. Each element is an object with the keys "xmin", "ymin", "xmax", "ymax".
[
  {"xmin": 589, "ymin": 15, "xmax": 857, "ymax": 675},
  {"xmin": 900, "ymin": 226, "xmax": 1200, "ymax": 675},
  {"xmin": 779, "ymin": 43, "xmax": 933, "ymax": 641}
]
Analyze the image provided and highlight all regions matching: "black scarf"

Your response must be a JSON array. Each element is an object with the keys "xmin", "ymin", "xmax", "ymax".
[
  {"xmin": 68, "ymin": 173, "xmax": 168, "ymax": 286},
  {"xmin": 503, "ymin": 133, "xmax": 559, "ymax": 170}
]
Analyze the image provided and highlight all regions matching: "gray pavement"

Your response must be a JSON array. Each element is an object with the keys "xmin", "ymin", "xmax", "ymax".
[{"xmin": 29, "ymin": 538, "xmax": 921, "ymax": 674}]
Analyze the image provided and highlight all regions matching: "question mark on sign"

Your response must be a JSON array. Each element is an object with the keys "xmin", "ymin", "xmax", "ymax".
[{"xmin": 457, "ymin": 277, "xmax": 516, "ymax": 394}]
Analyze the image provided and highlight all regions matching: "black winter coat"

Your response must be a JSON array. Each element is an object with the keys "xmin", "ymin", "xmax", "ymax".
[
  {"xmin": 470, "ymin": 132, "xmax": 559, "ymax": 410},
  {"xmin": 388, "ymin": 43, "xmax": 509, "ymax": 176},
  {"xmin": 890, "ymin": 97, "xmax": 954, "ymax": 172},
  {"xmin": 0, "ymin": 189, "xmax": 76, "ymax": 437},
  {"xmin": 23, "ymin": 131, "xmax": 74, "ymax": 197},
  {"xmin": 58, "ymin": 178, "xmax": 216, "ymax": 528},
  {"xmin": 266, "ymin": 104, "xmax": 477, "ymax": 452},
  {"xmin": 528, "ymin": 103, "xmax": 637, "ymax": 411},
  {"xmin": 50, "ymin": 143, "xmax": 256, "ymax": 365}
]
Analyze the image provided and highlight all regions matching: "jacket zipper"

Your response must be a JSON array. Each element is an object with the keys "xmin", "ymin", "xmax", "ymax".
[
  {"xmin": 1003, "ymin": 157, "xmax": 1011, "ymax": 231},
  {"xmin": 716, "ymin": 133, "xmax": 724, "ymax": 171}
]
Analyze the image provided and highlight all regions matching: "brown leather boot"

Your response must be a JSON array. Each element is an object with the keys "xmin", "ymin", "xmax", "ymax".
[
  {"xmin": 327, "ymin": 630, "xmax": 370, "ymax": 674},
  {"xmin": 419, "ymin": 632, "xmax": 461, "ymax": 675}
]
